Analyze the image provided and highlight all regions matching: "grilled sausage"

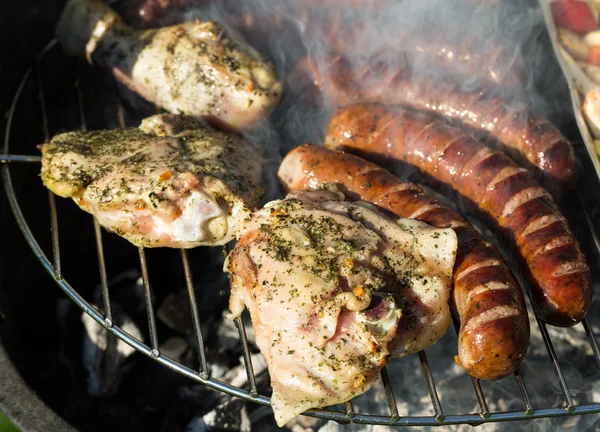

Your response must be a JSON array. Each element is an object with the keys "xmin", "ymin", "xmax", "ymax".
[
  {"xmin": 293, "ymin": 56, "xmax": 576, "ymax": 198},
  {"xmin": 325, "ymin": 103, "xmax": 591, "ymax": 327},
  {"xmin": 323, "ymin": 27, "xmax": 526, "ymax": 90},
  {"xmin": 278, "ymin": 144, "xmax": 530, "ymax": 380}
]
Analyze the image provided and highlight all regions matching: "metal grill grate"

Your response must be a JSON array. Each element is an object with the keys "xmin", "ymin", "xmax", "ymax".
[{"xmin": 2, "ymin": 39, "xmax": 600, "ymax": 427}]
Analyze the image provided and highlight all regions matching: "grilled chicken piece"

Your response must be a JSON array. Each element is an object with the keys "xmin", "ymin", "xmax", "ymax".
[
  {"xmin": 40, "ymin": 114, "xmax": 263, "ymax": 248},
  {"xmin": 56, "ymin": 0, "xmax": 281, "ymax": 130},
  {"xmin": 225, "ymin": 189, "xmax": 457, "ymax": 425}
]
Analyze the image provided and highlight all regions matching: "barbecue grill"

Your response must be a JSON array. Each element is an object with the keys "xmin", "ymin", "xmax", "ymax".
[{"xmin": 2, "ymin": 0, "xmax": 600, "ymax": 430}]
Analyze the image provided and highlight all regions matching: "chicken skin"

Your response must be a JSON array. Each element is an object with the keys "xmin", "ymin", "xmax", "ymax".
[
  {"xmin": 56, "ymin": 0, "xmax": 282, "ymax": 130},
  {"xmin": 225, "ymin": 189, "xmax": 457, "ymax": 425},
  {"xmin": 40, "ymin": 114, "xmax": 263, "ymax": 248}
]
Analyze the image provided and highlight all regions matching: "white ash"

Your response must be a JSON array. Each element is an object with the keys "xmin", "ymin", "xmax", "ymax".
[
  {"xmin": 157, "ymin": 291, "xmax": 195, "ymax": 334},
  {"xmin": 222, "ymin": 353, "xmax": 268, "ymax": 389},
  {"xmin": 216, "ymin": 311, "xmax": 256, "ymax": 352},
  {"xmin": 68, "ymin": 258, "xmax": 600, "ymax": 432},
  {"xmin": 78, "ymin": 269, "xmax": 146, "ymax": 398},
  {"xmin": 81, "ymin": 311, "xmax": 142, "ymax": 397},
  {"xmin": 201, "ymin": 399, "xmax": 251, "ymax": 432},
  {"xmin": 159, "ymin": 336, "xmax": 189, "ymax": 363}
]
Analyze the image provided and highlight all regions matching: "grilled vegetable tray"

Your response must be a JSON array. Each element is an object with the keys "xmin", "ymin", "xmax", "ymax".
[{"xmin": 541, "ymin": 0, "xmax": 600, "ymax": 180}]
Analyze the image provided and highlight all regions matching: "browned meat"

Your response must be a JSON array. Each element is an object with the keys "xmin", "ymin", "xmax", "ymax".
[
  {"xmin": 226, "ymin": 189, "xmax": 456, "ymax": 424},
  {"xmin": 40, "ymin": 114, "xmax": 263, "ymax": 248},
  {"xmin": 291, "ymin": 55, "xmax": 576, "ymax": 198},
  {"xmin": 325, "ymin": 103, "xmax": 591, "ymax": 327},
  {"xmin": 57, "ymin": 0, "xmax": 281, "ymax": 130}
]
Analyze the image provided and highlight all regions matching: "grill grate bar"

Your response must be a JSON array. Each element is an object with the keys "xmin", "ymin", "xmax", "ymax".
[
  {"xmin": 6, "ymin": 39, "xmax": 600, "ymax": 426},
  {"xmin": 535, "ymin": 316, "xmax": 575, "ymax": 411},
  {"xmin": 180, "ymin": 249, "xmax": 210, "ymax": 378},
  {"xmin": 115, "ymin": 102, "xmax": 159, "ymax": 351},
  {"xmin": 35, "ymin": 66, "xmax": 50, "ymax": 143},
  {"xmin": 93, "ymin": 220, "xmax": 113, "ymax": 325},
  {"xmin": 418, "ymin": 351, "xmax": 444, "ymax": 421},
  {"xmin": 514, "ymin": 368, "xmax": 534, "ymax": 415},
  {"xmin": 577, "ymin": 193, "xmax": 600, "ymax": 254},
  {"xmin": 345, "ymin": 401, "xmax": 355, "ymax": 420},
  {"xmin": 235, "ymin": 315, "xmax": 259, "ymax": 398},
  {"xmin": 35, "ymin": 62, "xmax": 62, "ymax": 279},
  {"xmin": 0, "ymin": 154, "xmax": 42, "ymax": 163},
  {"xmin": 470, "ymin": 378, "xmax": 490, "ymax": 419},
  {"xmin": 222, "ymin": 245, "xmax": 258, "ymax": 397},
  {"xmin": 575, "ymin": 194, "xmax": 600, "ymax": 368},
  {"xmin": 380, "ymin": 366, "xmax": 400, "ymax": 422},
  {"xmin": 138, "ymin": 248, "xmax": 160, "ymax": 355},
  {"xmin": 582, "ymin": 318, "xmax": 600, "ymax": 370},
  {"xmin": 117, "ymin": 102, "xmax": 126, "ymax": 129},
  {"xmin": 75, "ymin": 80, "xmax": 88, "ymax": 132},
  {"xmin": 48, "ymin": 191, "xmax": 61, "ymax": 278},
  {"xmin": 574, "ymin": 195, "xmax": 600, "ymax": 370},
  {"xmin": 74, "ymin": 77, "xmax": 113, "ymax": 325}
]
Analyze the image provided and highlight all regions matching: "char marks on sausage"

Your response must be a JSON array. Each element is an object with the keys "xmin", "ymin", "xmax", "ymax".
[
  {"xmin": 324, "ymin": 103, "xmax": 591, "ymax": 327},
  {"xmin": 294, "ymin": 56, "xmax": 575, "ymax": 197}
]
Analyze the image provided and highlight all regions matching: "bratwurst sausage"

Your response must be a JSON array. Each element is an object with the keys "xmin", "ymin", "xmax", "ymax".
[
  {"xmin": 323, "ymin": 28, "xmax": 526, "ymax": 90},
  {"xmin": 295, "ymin": 56, "xmax": 576, "ymax": 198},
  {"xmin": 325, "ymin": 103, "xmax": 591, "ymax": 327},
  {"xmin": 278, "ymin": 144, "xmax": 530, "ymax": 380}
]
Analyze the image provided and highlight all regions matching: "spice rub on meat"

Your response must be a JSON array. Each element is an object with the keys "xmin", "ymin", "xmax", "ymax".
[
  {"xmin": 225, "ymin": 189, "xmax": 457, "ymax": 426},
  {"xmin": 56, "ymin": 0, "xmax": 282, "ymax": 130},
  {"xmin": 40, "ymin": 114, "xmax": 264, "ymax": 248}
]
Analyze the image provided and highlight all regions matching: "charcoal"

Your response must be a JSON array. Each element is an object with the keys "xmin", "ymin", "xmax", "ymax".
[
  {"xmin": 216, "ymin": 312, "xmax": 256, "ymax": 353},
  {"xmin": 155, "ymin": 385, "xmax": 223, "ymax": 432},
  {"xmin": 77, "ymin": 269, "xmax": 147, "ymax": 398},
  {"xmin": 186, "ymin": 247, "xmax": 231, "ymax": 316},
  {"xmin": 102, "ymin": 269, "xmax": 146, "ymax": 314},
  {"xmin": 222, "ymin": 353, "xmax": 268, "ymax": 390},
  {"xmin": 178, "ymin": 384, "xmax": 223, "ymax": 409},
  {"xmin": 188, "ymin": 398, "xmax": 251, "ymax": 432},
  {"xmin": 285, "ymin": 412, "xmax": 325, "ymax": 432},
  {"xmin": 157, "ymin": 291, "xmax": 194, "ymax": 334},
  {"xmin": 159, "ymin": 336, "xmax": 190, "ymax": 363},
  {"xmin": 204, "ymin": 350, "xmax": 231, "ymax": 381},
  {"xmin": 81, "ymin": 310, "xmax": 142, "ymax": 397}
]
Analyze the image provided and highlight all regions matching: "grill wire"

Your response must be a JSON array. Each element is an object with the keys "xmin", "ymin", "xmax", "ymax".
[{"xmin": 2, "ymin": 39, "xmax": 600, "ymax": 427}]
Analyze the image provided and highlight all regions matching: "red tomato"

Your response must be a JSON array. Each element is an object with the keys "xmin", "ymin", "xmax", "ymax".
[{"xmin": 551, "ymin": 0, "xmax": 598, "ymax": 35}]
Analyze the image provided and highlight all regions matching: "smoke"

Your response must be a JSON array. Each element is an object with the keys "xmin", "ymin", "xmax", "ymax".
[{"xmin": 97, "ymin": 1, "xmax": 599, "ymax": 431}]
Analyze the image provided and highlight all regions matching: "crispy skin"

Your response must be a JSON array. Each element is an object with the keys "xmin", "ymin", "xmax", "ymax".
[
  {"xmin": 57, "ymin": 0, "xmax": 281, "ymax": 130},
  {"xmin": 292, "ymin": 56, "xmax": 575, "ymax": 198},
  {"xmin": 40, "ymin": 114, "xmax": 263, "ymax": 248},
  {"xmin": 324, "ymin": 103, "xmax": 591, "ymax": 327},
  {"xmin": 226, "ymin": 189, "xmax": 455, "ymax": 424},
  {"xmin": 278, "ymin": 144, "xmax": 530, "ymax": 380}
]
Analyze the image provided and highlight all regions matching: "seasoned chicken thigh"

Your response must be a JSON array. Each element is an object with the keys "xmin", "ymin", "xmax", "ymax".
[
  {"xmin": 225, "ymin": 189, "xmax": 457, "ymax": 426},
  {"xmin": 56, "ymin": 0, "xmax": 281, "ymax": 130},
  {"xmin": 40, "ymin": 114, "xmax": 263, "ymax": 248}
]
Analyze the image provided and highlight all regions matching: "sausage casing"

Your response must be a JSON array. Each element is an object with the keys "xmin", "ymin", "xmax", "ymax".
[
  {"xmin": 293, "ymin": 56, "xmax": 576, "ymax": 197},
  {"xmin": 324, "ymin": 103, "xmax": 591, "ymax": 327}
]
